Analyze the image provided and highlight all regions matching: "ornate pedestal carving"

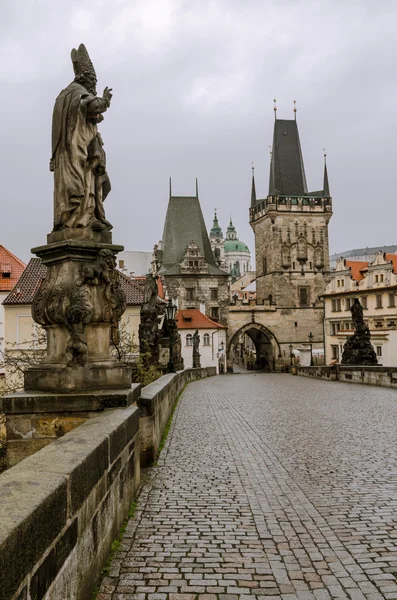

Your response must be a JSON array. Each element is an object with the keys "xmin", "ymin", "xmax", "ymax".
[{"xmin": 24, "ymin": 240, "xmax": 130, "ymax": 392}]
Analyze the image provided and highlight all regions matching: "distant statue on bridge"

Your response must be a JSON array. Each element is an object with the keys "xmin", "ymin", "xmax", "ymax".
[
  {"xmin": 192, "ymin": 329, "xmax": 201, "ymax": 368},
  {"xmin": 341, "ymin": 298, "xmax": 377, "ymax": 365}
]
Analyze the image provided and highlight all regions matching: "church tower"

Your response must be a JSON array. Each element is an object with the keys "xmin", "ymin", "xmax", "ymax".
[{"xmin": 250, "ymin": 116, "xmax": 332, "ymax": 354}]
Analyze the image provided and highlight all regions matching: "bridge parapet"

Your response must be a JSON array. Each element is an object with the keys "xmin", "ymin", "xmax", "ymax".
[{"xmin": 0, "ymin": 366, "xmax": 216, "ymax": 600}]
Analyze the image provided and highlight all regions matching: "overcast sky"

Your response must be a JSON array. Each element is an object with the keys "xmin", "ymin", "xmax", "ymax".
[{"xmin": 1, "ymin": 0, "xmax": 396, "ymax": 264}]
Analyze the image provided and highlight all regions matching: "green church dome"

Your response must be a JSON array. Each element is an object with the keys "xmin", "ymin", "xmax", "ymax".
[{"xmin": 224, "ymin": 239, "xmax": 250, "ymax": 253}]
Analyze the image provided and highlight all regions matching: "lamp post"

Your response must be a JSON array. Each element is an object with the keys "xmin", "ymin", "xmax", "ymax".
[
  {"xmin": 166, "ymin": 298, "xmax": 177, "ymax": 373},
  {"xmin": 308, "ymin": 331, "xmax": 314, "ymax": 366},
  {"xmin": 289, "ymin": 343, "xmax": 293, "ymax": 367}
]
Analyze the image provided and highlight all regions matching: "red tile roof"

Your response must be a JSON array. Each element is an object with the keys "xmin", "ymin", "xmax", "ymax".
[
  {"xmin": 4, "ymin": 259, "xmax": 145, "ymax": 307},
  {"xmin": 0, "ymin": 246, "xmax": 26, "ymax": 291},
  {"xmin": 345, "ymin": 260, "xmax": 369, "ymax": 282},
  {"xmin": 385, "ymin": 253, "xmax": 397, "ymax": 274},
  {"xmin": 176, "ymin": 309, "xmax": 225, "ymax": 330}
]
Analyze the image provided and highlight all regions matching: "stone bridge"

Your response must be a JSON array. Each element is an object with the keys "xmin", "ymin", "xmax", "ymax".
[{"xmin": 2, "ymin": 371, "xmax": 397, "ymax": 599}]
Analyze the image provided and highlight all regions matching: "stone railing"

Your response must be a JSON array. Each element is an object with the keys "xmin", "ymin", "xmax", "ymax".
[
  {"xmin": 296, "ymin": 365, "xmax": 397, "ymax": 388},
  {"xmin": 0, "ymin": 366, "xmax": 216, "ymax": 600},
  {"xmin": 0, "ymin": 405, "xmax": 140, "ymax": 600},
  {"xmin": 139, "ymin": 367, "xmax": 216, "ymax": 466}
]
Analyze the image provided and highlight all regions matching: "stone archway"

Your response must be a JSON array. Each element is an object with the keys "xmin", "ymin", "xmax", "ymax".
[{"xmin": 227, "ymin": 323, "xmax": 281, "ymax": 372}]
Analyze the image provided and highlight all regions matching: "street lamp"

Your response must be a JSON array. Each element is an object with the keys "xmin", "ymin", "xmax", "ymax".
[
  {"xmin": 308, "ymin": 331, "xmax": 314, "ymax": 366},
  {"xmin": 289, "ymin": 343, "xmax": 293, "ymax": 367},
  {"xmin": 166, "ymin": 298, "xmax": 177, "ymax": 373},
  {"xmin": 219, "ymin": 341, "xmax": 225, "ymax": 352}
]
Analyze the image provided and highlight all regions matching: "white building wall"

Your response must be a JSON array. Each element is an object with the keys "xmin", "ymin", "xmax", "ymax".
[{"xmin": 180, "ymin": 327, "xmax": 226, "ymax": 373}]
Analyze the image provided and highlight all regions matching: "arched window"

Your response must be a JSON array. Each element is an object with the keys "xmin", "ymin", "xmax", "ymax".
[
  {"xmin": 203, "ymin": 333, "xmax": 210, "ymax": 346},
  {"xmin": 186, "ymin": 334, "xmax": 193, "ymax": 346}
]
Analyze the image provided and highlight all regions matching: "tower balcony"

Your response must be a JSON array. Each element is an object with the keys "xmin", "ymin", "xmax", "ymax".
[{"xmin": 250, "ymin": 195, "xmax": 333, "ymax": 224}]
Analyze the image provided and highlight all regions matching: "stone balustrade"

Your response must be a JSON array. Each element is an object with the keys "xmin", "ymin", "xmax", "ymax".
[{"xmin": 0, "ymin": 366, "xmax": 215, "ymax": 600}]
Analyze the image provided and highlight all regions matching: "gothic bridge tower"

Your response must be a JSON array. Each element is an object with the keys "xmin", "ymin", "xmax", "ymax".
[{"xmin": 228, "ymin": 115, "xmax": 332, "ymax": 370}]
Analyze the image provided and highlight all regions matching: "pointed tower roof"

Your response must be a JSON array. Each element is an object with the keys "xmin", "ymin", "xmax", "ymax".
[
  {"xmin": 323, "ymin": 160, "xmax": 330, "ymax": 197},
  {"xmin": 210, "ymin": 209, "xmax": 223, "ymax": 238},
  {"xmin": 250, "ymin": 165, "xmax": 257, "ymax": 207},
  {"xmin": 226, "ymin": 217, "xmax": 236, "ymax": 237},
  {"xmin": 268, "ymin": 119, "xmax": 308, "ymax": 196}
]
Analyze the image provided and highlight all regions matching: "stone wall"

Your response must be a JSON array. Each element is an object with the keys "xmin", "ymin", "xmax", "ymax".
[
  {"xmin": 164, "ymin": 274, "xmax": 229, "ymax": 326},
  {"xmin": 0, "ymin": 405, "xmax": 140, "ymax": 600},
  {"xmin": 139, "ymin": 367, "xmax": 216, "ymax": 466},
  {"xmin": 0, "ymin": 366, "xmax": 216, "ymax": 600},
  {"xmin": 297, "ymin": 365, "xmax": 397, "ymax": 388},
  {"xmin": 0, "ymin": 384, "xmax": 142, "ymax": 468}
]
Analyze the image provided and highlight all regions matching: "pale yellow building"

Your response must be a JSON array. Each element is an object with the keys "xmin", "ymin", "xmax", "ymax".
[{"xmin": 323, "ymin": 252, "xmax": 397, "ymax": 366}]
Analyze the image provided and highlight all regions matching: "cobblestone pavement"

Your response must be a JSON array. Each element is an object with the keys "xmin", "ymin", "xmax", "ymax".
[{"xmin": 99, "ymin": 374, "xmax": 397, "ymax": 600}]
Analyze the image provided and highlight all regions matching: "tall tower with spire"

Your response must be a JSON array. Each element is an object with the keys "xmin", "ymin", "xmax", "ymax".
[{"xmin": 249, "ymin": 115, "xmax": 333, "ymax": 357}]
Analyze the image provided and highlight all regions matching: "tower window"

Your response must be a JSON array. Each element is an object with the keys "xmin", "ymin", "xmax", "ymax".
[
  {"xmin": 210, "ymin": 288, "xmax": 218, "ymax": 300},
  {"xmin": 299, "ymin": 287, "xmax": 309, "ymax": 307}
]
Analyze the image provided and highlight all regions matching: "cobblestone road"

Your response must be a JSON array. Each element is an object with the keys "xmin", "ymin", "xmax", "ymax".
[{"xmin": 99, "ymin": 374, "xmax": 397, "ymax": 600}]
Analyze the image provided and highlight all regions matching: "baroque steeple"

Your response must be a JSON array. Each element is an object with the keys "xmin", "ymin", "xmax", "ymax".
[{"xmin": 210, "ymin": 209, "xmax": 223, "ymax": 239}]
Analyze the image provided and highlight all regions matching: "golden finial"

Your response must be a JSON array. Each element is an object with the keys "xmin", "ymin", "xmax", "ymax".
[
  {"xmin": 252, "ymin": 161, "xmax": 255, "ymax": 175},
  {"xmin": 293, "ymin": 100, "xmax": 297, "ymax": 120},
  {"xmin": 273, "ymin": 98, "xmax": 277, "ymax": 120},
  {"xmin": 323, "ymin": 148, "xmax": 327, "ymax": 164}
]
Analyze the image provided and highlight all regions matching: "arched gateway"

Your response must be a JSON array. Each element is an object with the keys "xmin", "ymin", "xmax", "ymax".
[{"xmin": 227, "ymin": 322, "xmax": 281, "ymax": 372}]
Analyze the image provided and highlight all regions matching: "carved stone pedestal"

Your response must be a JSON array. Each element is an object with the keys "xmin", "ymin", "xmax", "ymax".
[
  {"xmin": 2, "ymin": 239, "xmax": 135, "ymax": 467},
  {"xmin": 27, "ymin": 240, "xmax": 129, "ymax": 392}
]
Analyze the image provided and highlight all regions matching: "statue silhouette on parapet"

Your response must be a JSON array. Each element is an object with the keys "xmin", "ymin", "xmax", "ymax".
[
  {"xmin": 192, "ymin": 329, "xmax": 201, "ymax": 368},
  {"xmin": 51, "ymin": 43, "xmax": 113, "ymax": 233},
  {"xmin": 341, "ymin": 298, "xmax": 377, "ymax": 365}
]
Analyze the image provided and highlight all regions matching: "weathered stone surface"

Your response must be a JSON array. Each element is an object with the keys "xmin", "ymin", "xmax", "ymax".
[
  {"xmin": 30, "ymin": 517, "xmax": 78, "ymax": 600},
  {"xmin": 0, "ymin": 470, "xmax": 67, "ymax": 600},
  {"xmin": 24, "ymin": 362, "xmax": 132, "ymax": 393},
  {"xmin": 0, "ymin": 384, "xmax": 141, "ymax": 414},
  {"xmin": 100, "ymin": 372, "xmax": 397, "ymax": 600}
]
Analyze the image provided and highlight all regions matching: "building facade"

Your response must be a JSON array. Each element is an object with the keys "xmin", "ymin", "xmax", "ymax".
[
  {"xmin": 176, "ymin": 309, "xmax": 226, "ymax": 373},
  {"xmin": 155, "ymin": 185, "xmax": 229, "ymax": 326},
  {"xmin": 0, "ymin": 246, "xmax": 26, "ymax": 375},
  {"xmin": 227, "ymin": 117, "xmax": 333, "ymax": 370},
  {"xmin": 324, "ymin": 252, "xmax": 397, "ymax": 366}
]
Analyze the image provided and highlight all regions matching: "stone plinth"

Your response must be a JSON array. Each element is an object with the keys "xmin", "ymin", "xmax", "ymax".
[{"xmin": 1, "ymin": 384, "xmax": 141, "ymax": 468}]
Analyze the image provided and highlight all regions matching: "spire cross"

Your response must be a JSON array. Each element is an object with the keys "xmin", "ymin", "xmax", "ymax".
[
  {"xmin": 322, "ymin": 149, "xmax": 327, "ymax": 164},
  {"xmin": 252, "ymin": 161, "xmax": 255, "ymax": 175},
  {"xmin": 293, "ymin": 100, "xmax": 297, "ymax": 120},
  {"xmin": 273, "ymin": 98, "xmax": 277, "ymax": 120}
]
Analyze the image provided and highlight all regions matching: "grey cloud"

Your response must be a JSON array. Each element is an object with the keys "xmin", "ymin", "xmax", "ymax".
[{"xmin": 1, "ymin": 0, "xmax": 396, "ymax": 263}]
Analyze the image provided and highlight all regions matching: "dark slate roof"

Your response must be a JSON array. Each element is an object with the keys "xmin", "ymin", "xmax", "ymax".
[
  {"xmin": 119, "ymin": 272, "xmax": 144, "ymax": 305},
  {"xmin": 161, "ymin": 196, "xmax": 216, "ymax": 268},
  {"xmin": 250, "ymin": 171, "xmax": 257, "ymax": 207},
  {"xmin": 3, "ymin": 258, "xmax": 46, "ymax": 305},
  {"xmin": 323, "ymin": 163, "xmax": 330, "ymax": 197},
  {"xmin": 3, "ymin": 258, "xmax": 144, "ymax": 306},
  {"xmin": 268, "ymin": 119, "xmax": 308, "ymax": 196}
]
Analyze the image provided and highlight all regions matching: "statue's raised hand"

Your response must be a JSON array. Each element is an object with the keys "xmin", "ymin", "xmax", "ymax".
[{"xmin": 103, "ymin": 87, "xmax": 113, "ymax": 106}]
